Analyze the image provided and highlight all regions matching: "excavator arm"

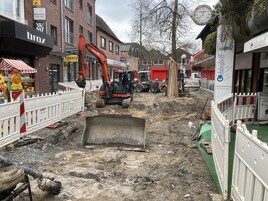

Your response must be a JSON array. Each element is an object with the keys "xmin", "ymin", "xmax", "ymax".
[{"xmin": 78, "ymin": 34, "xmax": 111, "ymax": 88}]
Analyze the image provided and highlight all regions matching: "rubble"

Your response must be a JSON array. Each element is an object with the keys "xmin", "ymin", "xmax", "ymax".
[{"xmin": 0, "ymin": 89, "xmax": 218, "ymax": 200}]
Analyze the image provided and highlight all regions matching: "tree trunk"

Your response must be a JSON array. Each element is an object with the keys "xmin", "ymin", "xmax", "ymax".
[{"xmin": 168, "ymin": 0, "xmax": 179, "ymax": 98}]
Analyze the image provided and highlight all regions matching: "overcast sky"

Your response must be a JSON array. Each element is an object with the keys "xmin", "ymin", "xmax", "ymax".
[{"xmin": 96, "ymin": 0, "xmax": 219, "ymax": 48}]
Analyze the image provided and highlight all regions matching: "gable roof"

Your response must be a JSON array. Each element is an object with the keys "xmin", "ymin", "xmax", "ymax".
[{"xmin": 96, "ymin": 15, "xmax": 121, "ymax": 43}]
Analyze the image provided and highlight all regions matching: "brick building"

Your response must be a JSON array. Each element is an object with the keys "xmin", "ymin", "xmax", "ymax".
[
  {"xmin": 0, "ymin": 0, "xmax": 53, "ymax": 93},
  {"xmin": 24, "ymin": 0, "xmax": 96, "ymax": 94},
  {"xmin": 96, "ymin": 15, "xmax": 126, "ymax": 79}
]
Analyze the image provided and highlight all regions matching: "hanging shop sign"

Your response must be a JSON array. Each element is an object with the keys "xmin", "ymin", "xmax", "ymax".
[
  {"xmin": 34, "ymin": 21, "xmax": 46, "ymax": 33},
  {"xmin": 244, "ymin": 31, "xmax": 268, "ymax": 53},
  {"xmin": 64, "ymin": 55, "xmax": 78, "ymax": 63},
  {"xmin": 33, "ymin": 8, "xmax": 46, "ymax": 20},
  {"xmin": 33, "ymin": 0, "xmax": 41, "ymax": 6}
]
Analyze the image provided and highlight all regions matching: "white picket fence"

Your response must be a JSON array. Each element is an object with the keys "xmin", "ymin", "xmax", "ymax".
[
  {"xmin": 211, "ymin": 99, "xmax": 230, "ymax": 200},
  {"xmin": 211, "ymin": 93, "xmax": 259, "ymax": 200},
  {"xmin": 0, "ymin": 87, "xmax": 84, "ymax": 148},
  {"xmin": 231, "ymin": 121, "xmax": 268, "ymax": 201}
]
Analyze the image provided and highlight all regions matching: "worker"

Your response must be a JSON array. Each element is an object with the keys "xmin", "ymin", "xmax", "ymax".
[
  {"xmin": 75, "ymin": 71, "xmax": 86, "ymax": 88},
  {"xmin": 153, "ymin": 79, "xmax": 159, "ymax": 93}
]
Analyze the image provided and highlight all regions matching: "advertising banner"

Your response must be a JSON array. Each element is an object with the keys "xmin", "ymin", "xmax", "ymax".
[
  {"xmin": 33, "ymin": 8, "xmax": 46, "ymax": 20},
  {"xmin": 214, "ymin": 25, "xmax": 235, "ymax": 101}
]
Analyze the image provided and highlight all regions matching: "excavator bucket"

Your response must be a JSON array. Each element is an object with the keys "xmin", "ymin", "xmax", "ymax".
[{"xmin": 82, "ymin": 114, "xmax": 146, "ymax": 147}]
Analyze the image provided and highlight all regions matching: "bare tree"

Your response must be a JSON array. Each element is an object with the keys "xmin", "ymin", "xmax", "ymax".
[{"xmin": 131, "ymin": 0, "xmax": 200, "ymax": 55}]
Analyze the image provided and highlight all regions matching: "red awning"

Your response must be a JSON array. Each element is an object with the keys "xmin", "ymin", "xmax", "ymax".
[{"xmin": 0, "ymin": 58, "xmax": 37, "ymax": 73}]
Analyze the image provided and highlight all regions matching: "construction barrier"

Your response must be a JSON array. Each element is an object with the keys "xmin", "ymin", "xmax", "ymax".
[{"xmin": 0, "ymin": 88, "xmax": 84, "ymax": 148}]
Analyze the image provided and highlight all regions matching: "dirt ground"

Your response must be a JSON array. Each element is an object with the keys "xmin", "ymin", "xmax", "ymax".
[{"xmin": 0, "ymin": 89, "xmax": 216, "ymax": 201}]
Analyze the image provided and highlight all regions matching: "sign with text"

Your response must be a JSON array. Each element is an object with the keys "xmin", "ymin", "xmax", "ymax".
[
  {"xmin": 64, "ymin": 55, "xmax": 78, "ymax": 63},
  {"xmin": 33, "ymin": 8, "xmax": 46, "ymax": 20},
  {"xmin": 34, "ymin": 21, "xmax": 46, "ymax": 33},
  {"xmin": 214, "ymin": 25, "xmax": 235, "ymax": 101},
  {"xmin": 258, "ymin": 93, "xmax": 268, "ymax": 121}
]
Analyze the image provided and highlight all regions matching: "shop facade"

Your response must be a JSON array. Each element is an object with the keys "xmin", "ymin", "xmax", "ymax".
[{"xmin": 0, "ymin": 20, "xmax": 53, "ymax": 100}]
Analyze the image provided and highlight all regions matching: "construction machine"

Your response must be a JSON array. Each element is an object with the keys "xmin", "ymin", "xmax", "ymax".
[
  {"xmin": 78, "ymin": 35, "xmax": 146, "ymax": 147},
  {"xmin": 134, "ymin": 71, "xmax": 152, "ymax": 93},
  {"xmin": 78, "ymin": 35, "xmax": 134, "ymax": 108}
]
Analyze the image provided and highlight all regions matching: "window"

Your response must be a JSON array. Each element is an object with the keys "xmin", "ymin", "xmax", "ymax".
[
  {"xmin": 115, "ymin": 45, "xmax": 119, "ymax": 54},
  {"xmin": 50, "ymin": 0, "xmax": 56, "ymax": 4},
  {"xmin": 143, "ymin": 60, "xmax": 151, "ymax": 65},
  {"xmin": 159, "ymin": 60, "xmax": 163, "ymax": 65},
  {"xmin": 235, "ymin": 70, "xmax": 252, "ymax": 94},
  {"xmin": 65, "ymin": 17, "xmax": 74, "ymax": 45},
  {"xmin": 109, "ymin": 41, "xmax": 113, "ymax": 52},
  {"xmin": 101, "ymin": 37, "xmax": 106, "ymax": 49},
  {"xmin": 0, "ymin": 1, "xmax": 24, "ymax": 23},
  {"xmin": 50, "ymin": 25, "xmax": 57, "ymax": 45},
  {"xmin": 79, "ymin": 25, "xmax": 83, "ymax": 34},
  {"xmin": 64, "ymin": 0, "xmax": 73, "ymax": 11},
  {"xmin": 79, "ymin": 0, "xmax": 83, "ymax": 9},
  {"xmin": 88, "ymin": 31, "xmax": 92, "ymax": 42},
  {"xmin": 263, "ymin": 69, "xmax": 268, "ymax": 94},
  {"xmin": 87, "ymin": 4, "xmax": 92, "ymax": 25}
]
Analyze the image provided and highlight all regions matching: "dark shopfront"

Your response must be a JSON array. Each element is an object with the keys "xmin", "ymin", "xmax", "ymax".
[
  {"xmin": 0, "ymin": 21, "xmax": 53, "ymax": 57},
  {"xmin": 0, "ymin": 20, "xmax": 53, "ymax": 93}
]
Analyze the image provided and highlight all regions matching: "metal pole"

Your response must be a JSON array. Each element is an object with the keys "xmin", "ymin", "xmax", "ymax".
[{"xmin": 60, "ymin": 0, "xmax": 65, "ymax": 82}]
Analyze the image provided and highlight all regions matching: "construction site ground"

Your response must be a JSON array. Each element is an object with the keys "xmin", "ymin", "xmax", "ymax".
[{"xmin": 0, "ymin": 89, "xmax": 218, "ymax": 201}]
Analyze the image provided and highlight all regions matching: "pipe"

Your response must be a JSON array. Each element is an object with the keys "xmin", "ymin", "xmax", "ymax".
[{"xmin": 0, "ymin": 155, "xmax": 61, "ymax": 195}]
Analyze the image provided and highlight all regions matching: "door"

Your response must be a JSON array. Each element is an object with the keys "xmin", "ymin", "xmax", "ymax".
[{"xmin": 49, "ymin": 64, "xmax": 60, "ymax": 93}]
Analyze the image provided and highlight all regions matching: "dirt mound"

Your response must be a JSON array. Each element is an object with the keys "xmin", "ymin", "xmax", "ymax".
[{"xmin": 0, "ymin": 89, "xmax": 217, "ymax": 201}]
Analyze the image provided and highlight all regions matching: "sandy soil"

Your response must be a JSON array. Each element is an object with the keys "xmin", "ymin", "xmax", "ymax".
[{"xmin": 1, "ymin": 89, "xmax": 216, "ymax": 201}]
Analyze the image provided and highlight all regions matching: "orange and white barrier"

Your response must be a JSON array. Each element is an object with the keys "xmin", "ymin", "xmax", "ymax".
[{"xmin": 10, "ymin": 91, "xmax": 26, "ymax": 135}]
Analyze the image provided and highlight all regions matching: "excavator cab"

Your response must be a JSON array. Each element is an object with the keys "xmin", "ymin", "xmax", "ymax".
[
  {"xmin": 112, "ymin": 70, "xmax": 134, "ymax": 94},
  {"xmin": 98, "ymin": 70, "xmax": 134, "ymax": 108}
]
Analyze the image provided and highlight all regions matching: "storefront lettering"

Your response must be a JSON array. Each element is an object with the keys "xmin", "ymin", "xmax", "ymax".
[{"xmin": 27, "ymin": 31, "xmax": 45, "ymax": 44}]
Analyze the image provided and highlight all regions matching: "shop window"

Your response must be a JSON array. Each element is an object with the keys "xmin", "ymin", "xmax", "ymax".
[
  {"xmin": 234, "ymin": 70, "xmax": 240, "ymax": 93},
  {"xmin": 263, "ymin": 69, "xmax": 268, "ymax": 94},
  {"xmin": 245, "ymin": 70, "xmax": 252, "ymax": 93},
  {"xmin": 101, "ymin": 37, "xmax": 106, "ymax": 49},
  {"xmin": 65, "ymin": 17, "xmax": 74, "ymax": 45},
  {"xmin": 235, "ymin": 69, "xmax": 252, "ymax": 94},
  {"xmin": 50, "ymin": 25, "xmax": 57, "ymax": 45},
  {"xmin": 49, "ymin": 64, "xmax": 60, "ymax": 93}
]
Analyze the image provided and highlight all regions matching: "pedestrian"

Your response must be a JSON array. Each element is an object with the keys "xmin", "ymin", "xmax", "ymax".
[
  {"xmin": 153, "ymin": 79, "xmax": 159, "ymax": 93},
  {"xmin": 75, "ymin": 71, "xmax": 86, "ymax": 88}
]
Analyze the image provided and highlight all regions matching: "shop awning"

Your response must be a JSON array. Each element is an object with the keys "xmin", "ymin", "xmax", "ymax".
[
  {"xmin": 0, "ymin": 59, "xmax": 37, "ymax": 73},
  {"xmin": 0, "ymin": 21, "xmax": 53, "ymax": 57},
  {"xmin": 107, "ymin": 59, "xmax": 127, "ymax": 68}
]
